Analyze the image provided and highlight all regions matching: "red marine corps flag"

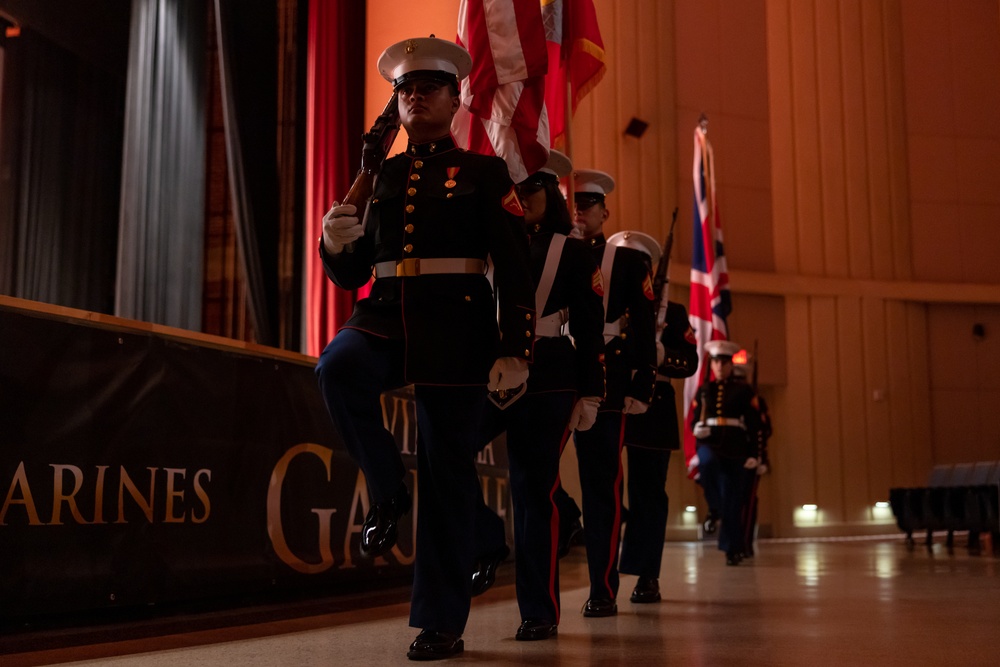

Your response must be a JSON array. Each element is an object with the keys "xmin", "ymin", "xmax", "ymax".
[
  {"xmin": 541, "ymin": 0, "xmax": 606, "ymax": 147},
  {"xmin": 682, "ymin": 115, "xmax": 733, "ymax": 478},
  {"xmin": 454, "ymin": 0, "xmax": 550, "ymax": 183}
]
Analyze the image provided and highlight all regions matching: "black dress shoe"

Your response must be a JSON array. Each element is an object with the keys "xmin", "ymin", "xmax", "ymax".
[
  {"xmin": 515, "ymin": 619, "xmax": 558, "ymax": 641},
  {"xmin": 471, "ymin": 544, "xmax": 510, "ymax": 596},
  {"xmin": 726, "ymin": 551, "xmax": 741, "ymax": 566},
  {"xmin": 630, "ymin": 576, "xmax": 661, "ymax": 603},
  {"xmin": 582, "ymin": 597, "xmax": 617, "ymax": 617},
  {"xmin": 406, "ymin": 630, "xmax": 464, "ymax": 661},
  {"xmin": 360, "ymin": 488, "xmax": 411, "ymax": 558}
]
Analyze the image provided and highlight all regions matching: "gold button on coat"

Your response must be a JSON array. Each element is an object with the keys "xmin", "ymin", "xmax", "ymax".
[
  {"xmin": 414, "ymin": 160, "xmax": 424, "ymax": 168},
  {"xmin": 410, "ymin": 173, "xmax": 420, "ymax": 181},
  {"xmin": 405, "ymin": 204, "xmax": 415, "ymax": 213},
  {"xmin": 403, "ymin": 244, "xmax": 413, "ymax": 253},
  {"xmin": 405, "ymin": 224, "xmax": 414, "ymax": 233}
]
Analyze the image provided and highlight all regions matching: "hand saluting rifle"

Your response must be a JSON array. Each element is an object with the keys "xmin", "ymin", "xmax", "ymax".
[{"xmin": 323, "ymin": 93, "xmax": 401, "ymax": 254}]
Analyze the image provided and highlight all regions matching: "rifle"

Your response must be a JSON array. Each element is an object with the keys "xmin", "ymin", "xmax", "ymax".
[
  {"xmin": 653, "ymin": 207, "xmax": 679, "ymax": 332},
  {"xmin": 341, "ymin": 93, "xmax": 401, "ymax": 221}
]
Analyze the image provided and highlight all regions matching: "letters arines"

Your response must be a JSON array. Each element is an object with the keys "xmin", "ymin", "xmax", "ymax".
[{"xmin": 0, "ymin": 462, "xmax": 212, "ymax": 526}]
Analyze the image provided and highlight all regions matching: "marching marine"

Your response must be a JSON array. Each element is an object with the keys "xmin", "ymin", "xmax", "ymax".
[
  {"xmin": 567, "ymin": 169, "xmax": 657, "ymax": 617},
  {"xmin": 614, "ymin": 230, "xmax": 698, "ymax": 602},
  {"xmin": 688, "ymin": 340, "xmax": 761, "ymax": 565},
  {"xmin": 314, "ymin": 36, "xmax": 535, "ymax": 660}
]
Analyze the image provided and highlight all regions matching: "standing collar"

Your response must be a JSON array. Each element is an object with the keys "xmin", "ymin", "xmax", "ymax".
[
  {"xmin": 406, "ymin": 135, "xmax": 458, "ymax": 158},
  {"xmin": 587, "ymin": 233, "xmax": 607, "ymax": 249}
]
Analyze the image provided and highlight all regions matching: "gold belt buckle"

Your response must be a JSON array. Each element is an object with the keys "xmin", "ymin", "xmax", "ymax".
[{"xmin": 397, "ymin": 258, "xmax": 420, "ymax": 277}]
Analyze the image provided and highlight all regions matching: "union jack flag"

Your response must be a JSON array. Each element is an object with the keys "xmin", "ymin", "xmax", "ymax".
[{"xmin": 682, "ymin": 119, "xmax": 732, "ymax": 476}]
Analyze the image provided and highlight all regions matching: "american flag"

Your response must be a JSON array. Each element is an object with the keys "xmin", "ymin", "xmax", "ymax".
[
  {"xmin": 454, "ymin": 0, "xmax": 550, "ymax": 183},
  {"xmin": 682, "ymin": 119, "xmax": 732, "ymax": 476},
  {"xmin": 542, "ymin": 0, "xmax": 606, "ymax": 147}
]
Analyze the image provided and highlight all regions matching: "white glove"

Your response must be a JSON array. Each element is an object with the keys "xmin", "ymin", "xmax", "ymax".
[
  {"xmin": 322, "ymin": 202, "xmax": 363, "ymax": 254},
  {"xmin": 487, "ymin": 357, "xmax": 529, "ymax": 391},
  {"xmin": 692, "ymin": 421, "xmax": 710, "ymax": 438},
  {"xmin": 687, "ymin": 454, "xmax": 700, "ymax": 475},
  {"xmin": 757, "ymin": 463, "xmax": 768, "ymax": 476},
  {"xmin": 744, "ymin": 457, "xmax": 759, "ymax": 470},
  {"xmin": 623, "ymin": 397, "xmax": 649, "ymax": 415},
  {"xmin": 656, "ymin": 340, "xmax": 665, "ymax": 366},
  {"xmin": 568, "ymin": 396, "xmax": 601, "ymax": 432}
]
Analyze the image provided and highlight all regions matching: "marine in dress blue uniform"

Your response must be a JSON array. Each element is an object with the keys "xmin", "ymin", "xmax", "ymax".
[
  {"xmin": 688, "ymin": 340, "xmax": 761, "ymax": 565},
  {"xmin": 613, "ymin": 231, "xmax": 698, "ymax": 602},
  {"xmin": 470, "ymin": 150, "xmax": 606, "ymax": 641},
  {"xmin": 313, "ymin": 37, "xmax": 536, "ymax": 661},
  {"xmin": 569, "ymin": 169, "xmax": 658, "ymax": 617}
]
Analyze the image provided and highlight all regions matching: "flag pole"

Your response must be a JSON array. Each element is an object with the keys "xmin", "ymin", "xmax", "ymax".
[{"xmin": 564, "ymin": 79, "xmax": 575, "ymax": 216}]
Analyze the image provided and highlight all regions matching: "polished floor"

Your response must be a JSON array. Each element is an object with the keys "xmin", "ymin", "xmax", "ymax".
[{"xmin": 4, "ymin": 536, "xmax": 999, "ymax": 666}]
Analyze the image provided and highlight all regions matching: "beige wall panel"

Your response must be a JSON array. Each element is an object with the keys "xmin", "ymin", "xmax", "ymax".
[
  {"xmin": 674, "ymin": 0, "xmax": 724, "ymax": 114},
  {"xmin": 905, "ymin": 303, "xmax": 934, "ymax": 483},
  {"xmin": 815, "ymin": 0, "xmax": 850, "ymax": 280},
  {"xmin": 654, "ymin": 3, "xmax": 680, "ymax": 243},
  {"xmin": 930, "ymin": 389, "xmax": 979, "ymax": 464},
  {"xmin": 779, "ymin": 297, "xmax": 817, "ymax": 521},
  {"xmin": 788, "ymin": 1, "xmax": 826, "ymax": 276},
  {"xmin": 907, "ymin": 135, "xmax": 957, "ymax": 205},
  {"xmin": 765, "ymin": 0, "xmax": 799, "ymax": 274},
  {"xmin": 951, "ymin": 2, "xmax": 1000, "ymax": 136},
  {"xmin": 839, "ymin": 1, "xmax": 874, "ymax": 280},
  {"xmin": 722, "ymin": 183, "xmax": 774, "ymax": 273},
  {"xmin": 836, "ymin": 296, "xmax": 873, "ymax": 520},
  {"xmin": 957, "ymin": 138, "xmax": 1000, "ymax": 206},
  {"xmin": 884, "ymin": 1, "xmax": 914, "ymax": 282},
  {"xmin": 962, "ymin": 204, "xmax": 1000, "ymax": 284},
  {"xmin": 861, "ymin": 298, "xmax": 893, "ymax": 499},
  {"xmin": 909, "ymin": 202, "xmax": 963, "ymax": 282},
  {"xmin": 973, "ymin": 390, "xmax": 1000, "ymax": 462},
  {"xmin": 899, "ymin": 0, "xmax": 954, "ymax": 135},
  {"xmin": 720, "ymin": 0, "xmax": 770, "ymax": 119},
  {"xmin": 885, "ymin": 300, "xmax": 917, "ymax": 485},
  {"xmin": 809, "ymin": 297, "xmax": 846, "ymax": 520},
  {"xmin": 859, "ymin": 1, "xmax": 895, "ymax": 282},
  {"xmin": 725, "ymin": 292, "xmax": 787, "ymax": 387},
  {"xmin": 927, "ymin": 304, "xmax": 973, "ymax": 390}
]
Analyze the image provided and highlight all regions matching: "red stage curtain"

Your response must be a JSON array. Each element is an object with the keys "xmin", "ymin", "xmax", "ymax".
[{"xmin": 304, "ymin": 1, "xmax": 368, "ymax": 357}]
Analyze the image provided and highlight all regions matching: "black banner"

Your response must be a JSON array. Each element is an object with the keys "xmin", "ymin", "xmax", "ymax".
[{"xmin": 0, "ymin": 303, "xmax": 511, "ymax": 621}]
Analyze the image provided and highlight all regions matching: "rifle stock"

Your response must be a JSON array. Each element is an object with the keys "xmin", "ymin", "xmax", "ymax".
[{"xmin": 342, "ymin": 93, "xmax": 401, "ymax": 220}]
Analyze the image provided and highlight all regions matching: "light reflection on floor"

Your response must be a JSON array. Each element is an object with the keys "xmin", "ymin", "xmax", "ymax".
[{"xmin": 4, "ymin": 537, "xmax": 999, "ymax": 667}]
